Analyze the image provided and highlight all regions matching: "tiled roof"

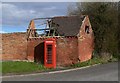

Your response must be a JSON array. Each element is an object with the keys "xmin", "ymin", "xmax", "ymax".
[{"xmin": 52, "ymin": 15, "xmax": 85, "ymax": 36}]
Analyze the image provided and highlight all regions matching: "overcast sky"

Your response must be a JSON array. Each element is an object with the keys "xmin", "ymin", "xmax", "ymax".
[{"xmin": 1, "ymin": 2, "xmax": 76, "ymax": 33}]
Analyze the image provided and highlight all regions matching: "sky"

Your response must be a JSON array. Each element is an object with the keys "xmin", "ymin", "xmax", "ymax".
[
  {"xmin": 1, "ymin": 0, "xmax": 118, "ymax": 33},
  {"xmin": 1, "ymin": 2, "xmax": 76, "ymax": 33}
]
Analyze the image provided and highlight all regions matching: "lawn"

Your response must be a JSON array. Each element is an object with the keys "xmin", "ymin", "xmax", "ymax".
[{"xmin": 2, "ymin": 61, "xmax": 48, "ymax": 75}]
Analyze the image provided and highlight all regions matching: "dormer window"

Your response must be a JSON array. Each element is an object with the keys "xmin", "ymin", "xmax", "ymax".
[{"xmin": 85, "ymin": 25, "xmax": 90, "ymax": 34}]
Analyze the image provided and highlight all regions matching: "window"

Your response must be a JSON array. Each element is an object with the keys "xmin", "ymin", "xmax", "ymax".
[
  {"xmin": 47, "ymin": 45, "xmax": 52, "ymax": 64},
  {"xmin": 85, "ymin": 26, "xmax": 90, "ymax": 34}
]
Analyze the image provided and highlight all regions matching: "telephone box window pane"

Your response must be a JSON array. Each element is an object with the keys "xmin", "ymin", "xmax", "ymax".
[{"xmin": 47, "ymin": 45, "xmax": 52, "ymax": 64}]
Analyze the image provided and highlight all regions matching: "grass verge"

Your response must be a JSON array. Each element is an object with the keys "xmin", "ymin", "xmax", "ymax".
[
  {"xmin": 1, "ymin": 56, "xmax": 118, "ymax": 75},
  {"xmin": 2, "ymin": 61, "xmax": 49, "ymax": 75},
  {"xmin": 71, "ymin": 56, "xmax": 118, "ymax": 68}
]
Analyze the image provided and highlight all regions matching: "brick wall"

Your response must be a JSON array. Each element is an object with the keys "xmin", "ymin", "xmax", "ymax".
[
  {"xmin": 27, "ymin": 37, "xmax": 78, "ymax": 66},
  {"xmin": 56, "ymin": 37, "xmax": 78, "ymax": 66},
  {"xmin": 27, "ymin": 38, "xmax": 44, "ymax": 62},
  {"xmin": 1, "ymin": 32, "xmax": 94, "ymax": 66},
  {"xmin": 1, "ymin": 33, "xmax": 27, "ymax": 61},
  {"xmin": 1, "ymin": 23, "xmax": 94, "ymax": 66},
  {"xmin": 78, "ymin": 16, "xmax": 94, "ymax": 62}
]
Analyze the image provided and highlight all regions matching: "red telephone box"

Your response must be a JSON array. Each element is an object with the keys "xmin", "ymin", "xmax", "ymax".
[{"xmin": 44, "ymin": 38, "xmax": 56, "ymax": 68}]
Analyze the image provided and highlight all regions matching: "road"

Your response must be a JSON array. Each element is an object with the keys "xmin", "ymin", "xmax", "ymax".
[{"xmin": 2, "ymin": 62, "xmax": 118, "ymax": 81}]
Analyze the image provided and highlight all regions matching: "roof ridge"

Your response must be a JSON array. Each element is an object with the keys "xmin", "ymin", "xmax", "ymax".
[{"xmin": 53, "ymin": 15, "xmax": 86, "ymax": 18}]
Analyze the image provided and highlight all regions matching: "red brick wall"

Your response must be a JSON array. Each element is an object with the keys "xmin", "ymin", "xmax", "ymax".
[
  {"xmin": 1, "ymin": 33, "xmax": 27, "ymax": 61},
  {"xmin": 27, "ymin": 38, "xmax": 44, "ymax": 62},
  {"xmin": 27, "ymin": 37, "xmax": 78, "ymax": 66},
  {"xmin": 78, "ymin": 16, "xmax": 94, "ymax": 62},
  {"xmin": 56, "ymin": 37, "xmax": 78, "ymax": 66},
  {"xmin": 1, "ymin": 16, "xmax": 94, "ymax": 66}
]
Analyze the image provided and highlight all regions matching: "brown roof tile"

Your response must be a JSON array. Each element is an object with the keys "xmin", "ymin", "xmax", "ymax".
[{"xmin": 52, "ymin": 15, "xmax": 85, "ymax": 36}]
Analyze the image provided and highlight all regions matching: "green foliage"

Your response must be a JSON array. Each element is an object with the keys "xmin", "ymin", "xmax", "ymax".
[
  {"xmin": 2, "ymin": 61, "xmax": 47, "ymax": 74},
  {"xmin": 68, "ymin": 2, "xmax": 119, "ymax": 57},
  {"xmin": 71, "ymin": 57, "xmax": 100, "ymax": 68},
  {"xmin": 71, "ymin": 56, "xmax": 118, "ymax": 68},
  {"xmin": 0, "ymin": 62, "xmax": 2, "ymax": 74}
]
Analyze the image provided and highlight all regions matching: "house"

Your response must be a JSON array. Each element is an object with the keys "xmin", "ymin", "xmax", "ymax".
[{"xmin": 27, "ymin": 15, "xmax": 94, "ymax": 67}]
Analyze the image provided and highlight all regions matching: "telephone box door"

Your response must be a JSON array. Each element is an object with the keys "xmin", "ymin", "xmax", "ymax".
[{"xmin": 44, "ymin": 38, "xmax": 56, "ymax": 68}]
